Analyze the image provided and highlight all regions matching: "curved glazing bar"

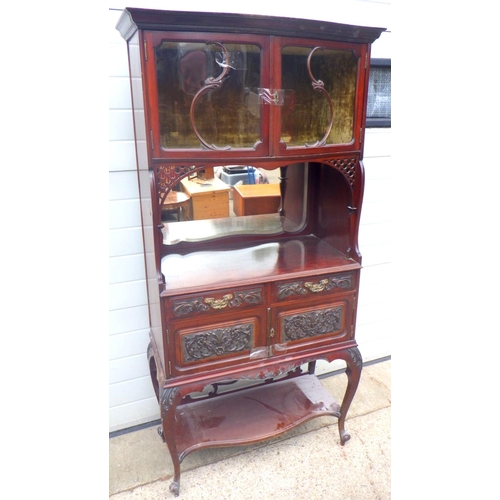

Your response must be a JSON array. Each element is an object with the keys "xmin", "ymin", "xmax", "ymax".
[
  {"xmin": 190, "ymin": 42, "xmax": 232, "ymax": 151},
  {"xmin": 281, "ymin": 46, "xmax": 358, "ymax": 146},
  {"xmin": 304, "ymin": 47, "xmax": 334, "ymax": 147}
]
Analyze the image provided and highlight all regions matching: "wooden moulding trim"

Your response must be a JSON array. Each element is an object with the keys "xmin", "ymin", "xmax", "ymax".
[
  {"xmin": 117, "ymin": 8, "xmax": 386, "ymax": 44},
  {"xmin": 163, "ymin": 340, "xmax": 359, "ymax": 393}
]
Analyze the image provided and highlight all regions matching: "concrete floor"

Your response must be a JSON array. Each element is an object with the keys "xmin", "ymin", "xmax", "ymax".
[{"xmin": 109, "ymin": 359, "xmax": 391, "ymax": 499}]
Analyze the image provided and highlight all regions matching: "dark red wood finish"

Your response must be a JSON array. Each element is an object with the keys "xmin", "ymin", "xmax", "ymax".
[{"xmin": 117, "ymin": 8, "xmax": 385, "ymax": 496}]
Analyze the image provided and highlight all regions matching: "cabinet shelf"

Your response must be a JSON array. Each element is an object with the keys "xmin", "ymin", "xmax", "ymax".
[
  {"xmin": 161, "ymin": 235, "xmax": 360, "ymax": 295},
  {"xmin": 174, "ymin": 374, "xmax": 341, "ymax": 461}
]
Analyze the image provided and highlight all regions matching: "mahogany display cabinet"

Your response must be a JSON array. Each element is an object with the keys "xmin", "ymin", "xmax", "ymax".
[{"xmin": 116, "ymin": 8, "xmax": 385, "ymax": 496}]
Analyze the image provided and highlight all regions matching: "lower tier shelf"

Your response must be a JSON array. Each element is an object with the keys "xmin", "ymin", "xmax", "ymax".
[{"xmin": 174, "ymin": 374, "xmax": 341, "ymax": 461}]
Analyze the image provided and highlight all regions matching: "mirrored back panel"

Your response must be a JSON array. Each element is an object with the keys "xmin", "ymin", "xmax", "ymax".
[{"xmin": 161, "ymin": 163, "xmax": 308, "ymax": 245}]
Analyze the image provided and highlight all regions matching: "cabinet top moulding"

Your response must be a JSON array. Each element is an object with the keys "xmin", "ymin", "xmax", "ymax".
[{"xmin": 116, "ymin": 8, "xmax": 386, "ymax": 44}]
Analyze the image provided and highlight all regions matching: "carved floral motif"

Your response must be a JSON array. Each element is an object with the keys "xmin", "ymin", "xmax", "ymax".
[
  {"xmin": 277, "ymin": 275, "xmax": 352, "ymax": 300},
  {"xmin": 282, "ymin": 307, "xmax": 343, "ymax": 341},
  {"xmin": 172, "ymin": 298, "xmax": 210, "ymax": 317},
  {"xmin": 346, "ymin": 346, "xmax": 363, "ymax": 369},
  {"xmin": 183, "ymin": 324, "xmax": 254, "ymax": 362},
  {"xmin": 160, "ymin": 386, "xmax": 180, "ymax": 416},
  {"xmin": 173, "ymin": 288, "xmax": 263, "ymax": 317}
]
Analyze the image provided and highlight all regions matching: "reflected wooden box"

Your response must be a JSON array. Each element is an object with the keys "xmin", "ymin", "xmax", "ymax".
[
  {"xmin": 233, "ymin": 183, "xmax": 281, "ymax": 216},
  {"xmin": 181, "ymin": 177, "xmax": 230, "ymax": 220}
]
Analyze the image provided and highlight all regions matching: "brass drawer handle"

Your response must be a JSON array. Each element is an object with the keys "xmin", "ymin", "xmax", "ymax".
[
  {"xmin": 204, "ymin": 294, "xmax": 233, "ymax": 309},
  {"xmin": 304, "ymin": 279, "xmax": 329, "ymax": 293}
]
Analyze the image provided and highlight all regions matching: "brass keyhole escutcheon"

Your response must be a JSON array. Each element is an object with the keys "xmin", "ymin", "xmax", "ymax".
[{"xmin": 269, "ymin": 327, "xmax": 275, "ymax": 338}]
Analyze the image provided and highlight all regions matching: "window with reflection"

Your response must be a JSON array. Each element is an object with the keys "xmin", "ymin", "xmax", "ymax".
[
  {"xmin": 281, "ymin": 46, "xmax": 358, "ymax": 146},
  {"xmin": 161, "ymin": 164, "xmax": 309, "ymax": 245},
  {"xmin": 366, "ymin": 58, "xmax": 391, "ymax": 128},
  {"xmin": 155, "ymin": 42, "xmax": 262, "ymax": 150}
]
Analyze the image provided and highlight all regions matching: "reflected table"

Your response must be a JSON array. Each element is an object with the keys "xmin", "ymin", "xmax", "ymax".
[{"xmin": 162, "ymin": 191, "xmax": 191, "ymax": 221}]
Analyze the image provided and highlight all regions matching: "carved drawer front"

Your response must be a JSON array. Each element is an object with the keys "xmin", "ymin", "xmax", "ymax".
[
  {"xmin": 272, "ymin": 272, "xmax": 355, "ymax": 304},
  {"xmin": 168, "ymin": 287, "xmax": 265, "ymax": 320},
  {"xmin": 172, "ymin": 313, "xmax": 266, "ymax": 373},
  {"xmin": 272, "ymin": 297, "xmax": 354, "ymax": 355}
]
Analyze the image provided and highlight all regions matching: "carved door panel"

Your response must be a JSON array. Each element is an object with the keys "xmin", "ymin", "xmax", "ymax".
[
  {"xmin": 170, "ymin": 309, "xmax": 268, "ymax": 375},
  {"xmin": 270, "ymin": 296, "xmax": 355, "ymax": 356}
]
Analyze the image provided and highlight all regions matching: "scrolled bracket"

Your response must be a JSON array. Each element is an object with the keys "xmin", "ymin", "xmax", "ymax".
[
  {"xmin": 160, "ymin": 386, "xmax": 180, "ymax": 418},
  {"xmin": 346, "ymin": 346, "xmax": 363, "ymax": 370},
  {"xmin": 305, "ymin": 46, "xmax": 335, "ymax": 148}
]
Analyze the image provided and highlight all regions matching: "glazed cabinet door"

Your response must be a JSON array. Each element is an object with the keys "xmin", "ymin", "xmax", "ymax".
[
  {"xmin": 273, "ymin": 37, "xmax": 368, "ymax": 156},
  {"xmin": 143, "ymin": 31, "xmax": 271, "ymax": 160}
]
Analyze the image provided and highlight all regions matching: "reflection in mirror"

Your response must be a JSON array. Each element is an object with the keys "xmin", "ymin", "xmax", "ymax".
[{"xmin": 161, "ymin": 164, "xmax": 308, "ymax": 245}]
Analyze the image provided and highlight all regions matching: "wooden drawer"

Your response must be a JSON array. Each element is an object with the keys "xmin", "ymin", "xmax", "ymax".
[
  {"xmin": 166, "ymin": 286, "xmax": 265, "ymax": 320},
  {"xmin": 270, "ymin": 296, "xmax": 354, "ymax": 355},
  {"xmin": 171, "ymin": 312, "xmax": 267, "ymax": 374},
  {"xmin": 272, "ymin": 272, "xmax": 356, "ymax": 304}
]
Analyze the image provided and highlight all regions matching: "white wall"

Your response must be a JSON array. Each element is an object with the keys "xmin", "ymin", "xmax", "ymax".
[
  {"xmin": 108, "ymin": 2, "xmax": 392, "ymax": 432},
  {"xmin": 109, "ymin": 8, "xmax": 159, "ymax": 432}
]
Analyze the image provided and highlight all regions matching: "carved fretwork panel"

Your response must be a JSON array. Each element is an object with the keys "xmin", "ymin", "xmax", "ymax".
[
  {"xmin": 281, "ymin": 306, "xmax": 343, "ymax": 342},
  {"xmin": 181, "ymin": 323, "xmax": 254, "ymax": 363},
  {"xmin": 324, "ymin": 158, "xmax": 357, "ymax": 188},
  {"xmin": 155, "ymin": 164, "xmax": 206, "ymax": 205}
]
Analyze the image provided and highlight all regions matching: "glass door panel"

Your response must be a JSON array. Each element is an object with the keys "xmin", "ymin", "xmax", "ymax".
[
  {"xmin": 280, "ymin": 45, "xmax": 358, "ymax": 148},
  {"xmin": 154, "ymin": 40, "xmax": 263, "ymax": 151}
]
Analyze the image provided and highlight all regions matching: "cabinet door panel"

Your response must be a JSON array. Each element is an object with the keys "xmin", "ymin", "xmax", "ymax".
[
  {"xmin": 274, "ymin": 38, "xmax": 367, "ymax": 156},
  {"xmin": 145, "ymin": 31, "xmax": 270, "ymax": 159},
  {"xmin": 271, "ymin": 297, "xmax": 354, "ymax": 356},
  {"xmin": 171, "ymin": 311, "xmax": 267, "ymax": 374}
]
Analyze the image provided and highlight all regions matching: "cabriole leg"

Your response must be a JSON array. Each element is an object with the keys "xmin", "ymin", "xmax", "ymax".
[
  {"xmin": 338, "ymin": 347, "xmax": 363, "ymax": 445},
  {"xmin": 160, "ymin": 386, "xmax": 182, "ymax": 496}
]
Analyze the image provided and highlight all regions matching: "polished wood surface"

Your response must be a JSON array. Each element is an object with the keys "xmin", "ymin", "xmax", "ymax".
[
  {"xmin": 117, "ymin": 8, "xmax": 384, "ymax": 495},
  {"xmin": 174, "ymin": 375, "xmax": 340, "ymax": 459},
  {"xmin": 161, "ymin": 235, "xmax": 359, "ymax": 294}
]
